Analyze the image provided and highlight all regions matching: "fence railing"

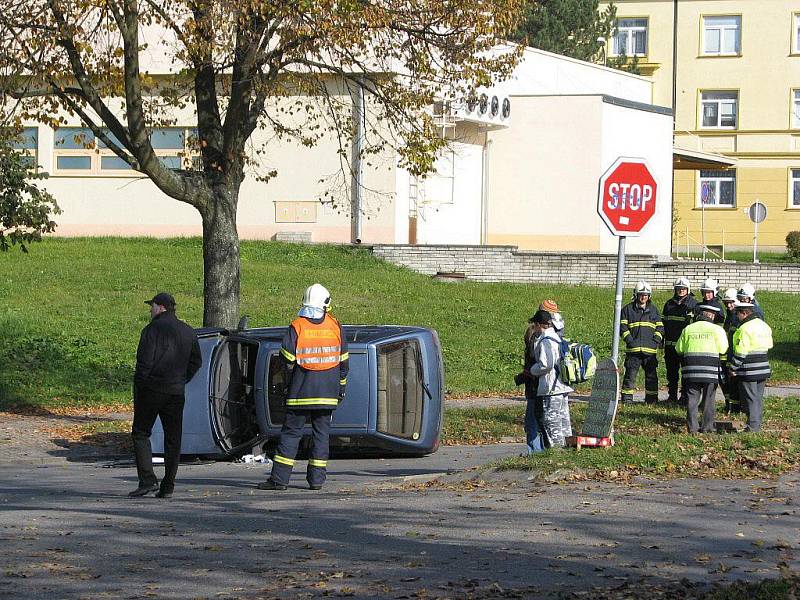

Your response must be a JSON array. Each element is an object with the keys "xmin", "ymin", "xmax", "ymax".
[{"xmin": 673, "ymin": 228, "xmax": 726, "ymax": 260}]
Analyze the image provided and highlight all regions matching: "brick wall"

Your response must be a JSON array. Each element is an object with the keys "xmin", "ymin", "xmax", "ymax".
[{"xmin": 370, "ymin": 245, "xmax": 800, "ymax": 293}]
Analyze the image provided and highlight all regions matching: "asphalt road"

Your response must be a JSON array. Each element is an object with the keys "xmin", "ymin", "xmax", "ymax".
[{"xmin": 1, "ymin": 444, "xmax": 798, "ymax": 599}]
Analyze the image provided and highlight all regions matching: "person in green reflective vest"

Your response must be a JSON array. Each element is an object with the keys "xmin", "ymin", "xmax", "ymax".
[
  {"xmin": 674, "ymin": 304, "xmax": 728, "ymax": 434},
  {"xmin": 728, "ymin": 301, "xmax": 774, "ymax": 432}
]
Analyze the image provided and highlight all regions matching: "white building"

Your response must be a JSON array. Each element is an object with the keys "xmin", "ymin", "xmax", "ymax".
[{"xmin": 23, "ymin": 47, "xmax": 675, "ymax": 255}]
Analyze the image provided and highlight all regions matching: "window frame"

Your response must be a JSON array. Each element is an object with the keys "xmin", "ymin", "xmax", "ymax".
[
  {"xmin": 792, "ymin": 12, "xmax": 800, "ymax": 55},
  {"xmin": 789, "ymin": 168, "xmax": 800, "ymax": 209},
  {"xmin": 611, "ymin": 17, "xmax": 649, "ymax": 58},
  {"xmin": 792, "ymin": 89, "xmax": 800, "ymax": 129},
  {"xmin": 701, "ymin": 14, "xmax": 742, "ymax": 57},
  {"xmin": 52, "ymin": 126, "xmax": 199, "ymax": 176},
  {"xmin": 697, "ymin": 169, "xmax": 737, "ymax": 209},
  {"xmin": 11, "ymin": 126, "xmax": 39, "ymax": 171},
  {"xmin": 699, "ymin": 90, "xmax": 739, "ymax": 130}
]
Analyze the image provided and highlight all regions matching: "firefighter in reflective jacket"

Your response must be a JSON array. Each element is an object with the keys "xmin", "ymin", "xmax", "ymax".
[
  {"xmin": 259, "ymin": 284, "xmax": 349, "ymax": 491},
  {"xmin": 662, "ymin": 277, "xmax": 697, "ymax": 405},
  {"xmin": 620, "ymin": 281, "xmax": 664, "ymax": 404},
  {"xmin": 728, "ymin": 301, "xmax": 773, "ymax": 432},
  {"xmin": 674, "ymin": 304, "xmax": 728, "ymax": 433}
]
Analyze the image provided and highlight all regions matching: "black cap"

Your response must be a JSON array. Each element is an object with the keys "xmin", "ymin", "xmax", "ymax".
[{"xmin": 145, "ymin": 292, "xmax": 176, "ymax": 308}]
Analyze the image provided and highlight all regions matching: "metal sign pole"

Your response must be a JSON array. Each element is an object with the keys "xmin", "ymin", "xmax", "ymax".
[
  {"xmin": 611, "ymin": 235, "xmax": 626, "ymax": 368},
  {"xmin": 753, "ymin": 198, "xmax": 760, "ymax": 264}
]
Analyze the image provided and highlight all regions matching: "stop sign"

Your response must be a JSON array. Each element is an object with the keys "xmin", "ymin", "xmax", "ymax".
[{"xmin": 598, "ymin": 157, "xmax": 658, "ymax": 237}]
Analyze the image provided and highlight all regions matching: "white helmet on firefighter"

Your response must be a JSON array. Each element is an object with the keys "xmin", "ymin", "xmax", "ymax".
[
  {"xmin": 700, "ymin": 278, "xmax": 718, "ymax": 293},
  {"xmin": 299, "ymin": 283, "xmax": 331, "ymax": 318},
  {"xmin": 737, "ymin": 282, "xmax": 756, "ymax": 300},
  {"xmin": 633, "ymin": 281, "xmax": 652, "ymax": 299},
  {"xmin": 673, "ymin": 277, "xmax": 690, "ymax": 292},
  {"xmin": 722, "ymin": 288, "xmax": 737, "ymax": 303}
]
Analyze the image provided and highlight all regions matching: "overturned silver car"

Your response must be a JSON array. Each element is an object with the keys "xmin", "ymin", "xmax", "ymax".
[{"xmin": 152, "ymin": 325, "xmax": 444, "ymax": 458}]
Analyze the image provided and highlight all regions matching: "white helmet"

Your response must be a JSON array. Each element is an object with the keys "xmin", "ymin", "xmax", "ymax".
[
  {"xmin": 634, "ymin": 281, "xmax": 652, "ymax": 296},
  {"xmin": 700, "ymin": 278, "xmax": 718, "ymax": 293},
  {"xmin": 722, "ymin": 288, "xmax": 737, "ymax": 303},
  {"xmin": 302, "ymin": 283, "xmax": 331, "ymax": 311},
  {"xmin": 673, "ymin": 277, "xmax": 690, "ymax": 291},
  {"xmin": 738, "ymin": 282, "xmax": 756, "ymax": 300}
]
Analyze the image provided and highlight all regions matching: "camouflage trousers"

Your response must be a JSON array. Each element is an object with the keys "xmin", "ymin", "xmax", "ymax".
[{"xmin": 541, "ymin": 393, "xmax": 572, "ymax": 448}]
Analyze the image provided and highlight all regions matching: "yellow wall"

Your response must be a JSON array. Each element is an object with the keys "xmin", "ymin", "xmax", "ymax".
[{"xmin": 602, "ymin": 0, "xmax": 800, "ymax": 251}]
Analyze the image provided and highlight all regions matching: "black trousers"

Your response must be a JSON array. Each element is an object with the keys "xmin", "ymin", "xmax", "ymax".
[
  {"xmin": 685, "ymin": 382, "xmax": 717, "ymax": 433},
  {"xmin": 270, "ymin": 409, "xmax": 333, "ymax": 487},
  {"xmin": 663, "ymin": 346, "xmax": 684, "ymax": 403},
  {"xmin": 621, "ymin": 352, "xmax": 659, "ymax": 403},
  {"xmin": 131, "ymin": 388, "xmax": 185, "ymax": 492}
]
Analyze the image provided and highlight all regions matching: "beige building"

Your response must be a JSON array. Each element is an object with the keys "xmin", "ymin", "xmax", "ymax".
[
  {"xmin": 14, "ymin": 47, "xmax": 675, "ymax": 255},
  {"xmin": 602, "ymin": 0, "xmax": 800, "ymax": 253}
]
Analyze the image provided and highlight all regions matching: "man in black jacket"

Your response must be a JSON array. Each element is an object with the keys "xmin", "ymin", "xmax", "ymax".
[
  {"xmin": 662, "ymin": 277, "xmax": 697, "ymax": 405},
  {"xmin": 620, "ymin": 281, "xmax": 664, "ymax": 404},
  {"xmin": 130, "ymin": 292, "xmax": 202, "ymax": 498}
]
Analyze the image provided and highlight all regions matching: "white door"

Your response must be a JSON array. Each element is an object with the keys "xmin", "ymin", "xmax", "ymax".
[{"xmin": 414, "ymin": 142, "xmax": 483, "ymax": 244}]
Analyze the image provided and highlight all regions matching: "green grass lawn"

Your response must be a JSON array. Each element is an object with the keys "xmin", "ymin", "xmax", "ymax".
[
  {"xmin": 1, "ymin": 238, "xmax": 799, "ymax": 409},
  {"xmin": 443, "ymin": 397, "xmax": 800, "ymax": 480}
]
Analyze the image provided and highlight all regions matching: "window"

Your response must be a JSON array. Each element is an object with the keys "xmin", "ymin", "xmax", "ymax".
[
  {"xmin": 11, "ymin": 127, "xmax": 38, "ymax": 169},
  {"xmin": 794, "ymin": 14, "xmax": 800, "ymax": 54},
  {"xmin": 794, "ymin": 90, "xmax": 800, "ymax": 128},
  {"xmin": 699, "ymin": 170, "xmax": 736, "ymax": 207},
  {"xmin": 701, "ymin": 91, "xmax": 738, "ymax": 128},
  {"xmin": 612, "ymin": 18, "xmax": 648, "ymax": 57},
  {"xmin": 53, "ymin": 126, "xmax": 198, "ymax": 174},
  {"xmin": 702, "ymin": 15, "xmax": 741, "ymax": 55},
  {"xmin": 792, "ymin": 169, "xmax": 800, "ymax": 207}
]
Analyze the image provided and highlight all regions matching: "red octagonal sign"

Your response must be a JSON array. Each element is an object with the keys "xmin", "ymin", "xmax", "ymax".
[{"xmin": 598, "ymin": 157, "xmax": 658, "ymax": 237}]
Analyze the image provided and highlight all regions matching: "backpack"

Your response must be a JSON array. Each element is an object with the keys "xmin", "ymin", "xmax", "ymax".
[{"xmin": 558, "ymin": 338, "xmax": 597, "ymax": 385}]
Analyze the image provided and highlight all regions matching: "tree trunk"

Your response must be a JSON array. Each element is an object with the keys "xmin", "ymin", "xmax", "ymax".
[{"xmin": 201, "ymin": 186, "xmax": 241, "ymax": 328}]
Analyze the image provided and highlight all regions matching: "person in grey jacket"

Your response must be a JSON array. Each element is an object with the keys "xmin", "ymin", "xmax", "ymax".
[{"xmin": 528, "ymin": 310, "xmax": 573, "ymax": 448}]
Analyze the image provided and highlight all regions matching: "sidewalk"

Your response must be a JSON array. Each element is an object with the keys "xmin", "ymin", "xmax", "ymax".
[{"xmin": 1, "ymin": 384, "xmax": 797, "ymax": 465}]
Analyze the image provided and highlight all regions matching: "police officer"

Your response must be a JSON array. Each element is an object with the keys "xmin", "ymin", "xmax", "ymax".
[
  {"xmin": 130, "ymin": 293, "xmax": 202, "ymax": 499},
  {"xmin": 674, "ymin": 304, "xmax": 728, "ymax": 434},
  {"xmin": 620, "ymin": 281, "xmax": 664, "ymax": 404},
  {"xmin": 662, "ymin": 277, "xmax": 697, "ymax": 405},
  {"xmin": 729, "ymin": 301, "xmax": 773, "ymax": 432},
  {"xmin": 734, "ymin": 283, "xmax": 766, "ymax": 323},
  {"xmin": 259, "ymin": 284, "xmax": 349, "ymax": 490},
  {"xmin": 698, "ymin": 278, "xmax": 724, "ymax": 324}
]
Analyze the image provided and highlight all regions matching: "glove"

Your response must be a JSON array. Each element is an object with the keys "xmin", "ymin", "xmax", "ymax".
[
  {"xmin": 514, "ymin": 372, "xmax": 526, "ymax": 386},
  {"xmin": 338, "ymin": 384, "xmax": 346, "ymax": 403}
]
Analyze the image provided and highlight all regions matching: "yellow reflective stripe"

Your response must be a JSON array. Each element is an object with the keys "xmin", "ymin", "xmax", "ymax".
[
  {"xmin": 627, "ymin": 347, "xmax": 658, "ymax": 354},
  {"xmin": 340, "ymin": 352, "xmax": 349, "ymax": 361},
  {"xmin": 621, "ymin": 331, "xmax": 630, "ymax": 338},
  {"xmin": 664, "ymin": 316, "xmax": 687, "ymax": 321},
  {"xmin": 274, "ymin": 454, "xmax": 295, "ymax": 466},
  {"xmin": 620, "ymin": 319, "xmax": 629, "ymax": 324},
  {"xmin": 280, "ymin": 347, "xmax": 296, "ymax": 362},
  {"xmin": 621, "ymin": 388, "xmax": 636, "ymax": 394},
  {"xmin": 339, "ymin": 379, "xmax": 347, "ymax": 385},
  {"xmin": 286, "ymin": 397, "xmax": 339, "ymax": 406},
  {"xmin": 308, "ymin": 459, "xmax": 328, "ymax": 467},
  {"xmin": 629, "ymin": 321, "xmax": 657, "ymax": 329}
]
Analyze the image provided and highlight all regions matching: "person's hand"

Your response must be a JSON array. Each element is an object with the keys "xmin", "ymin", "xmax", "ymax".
[
  {"xmin": 338, "ymin": 384, "xmax": 346, "ymax": 403},
  {"xmin": 514, "ymin": 372, "xmax": 525, "ymax": 386}
]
